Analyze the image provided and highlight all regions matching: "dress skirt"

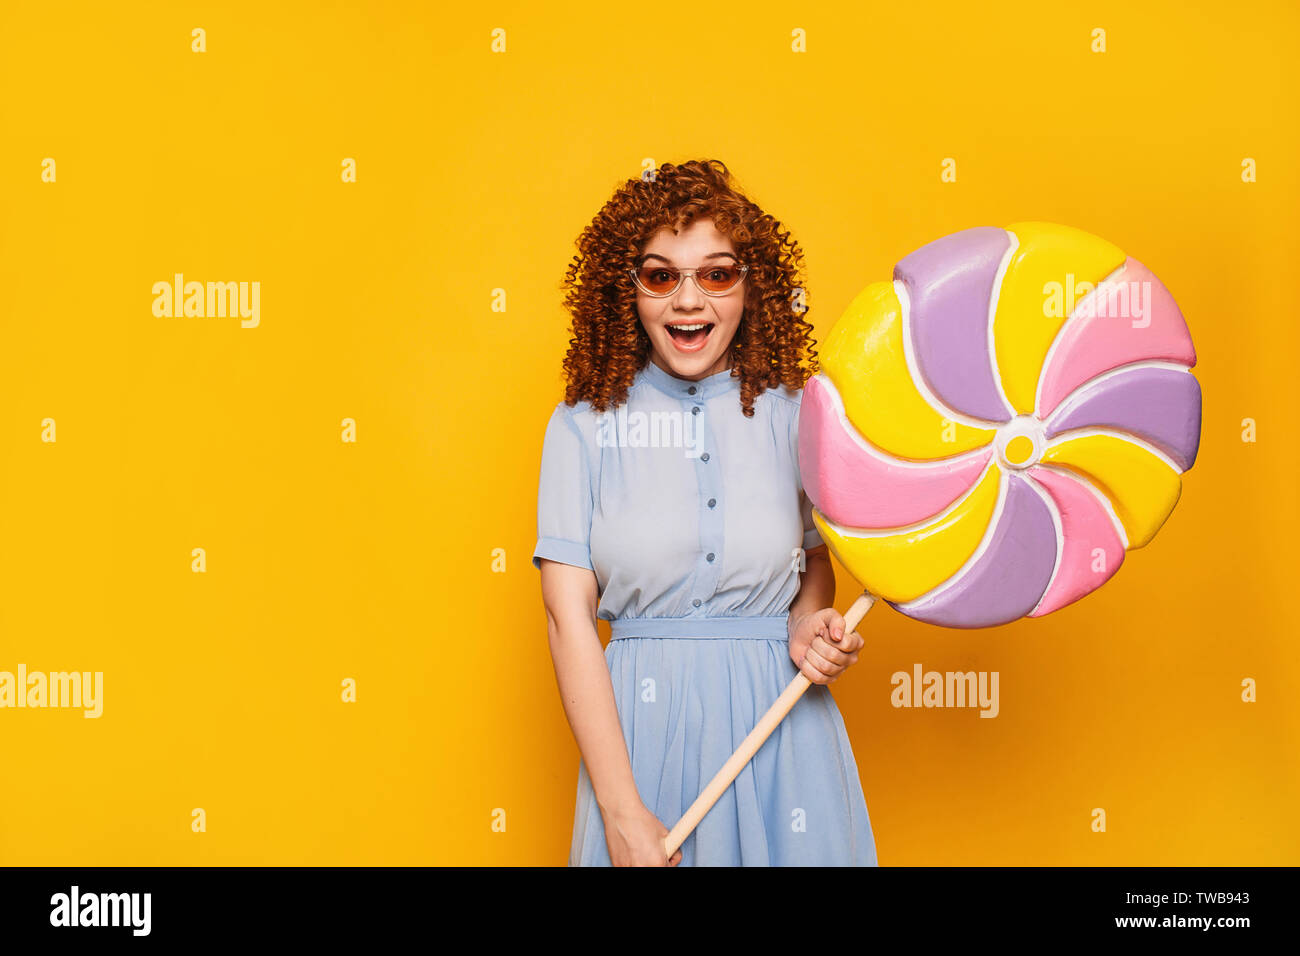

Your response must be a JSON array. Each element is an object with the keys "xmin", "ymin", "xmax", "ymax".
[{"xmin": 569, "ymin": 615, "xmax": 878, "ymax": 866}]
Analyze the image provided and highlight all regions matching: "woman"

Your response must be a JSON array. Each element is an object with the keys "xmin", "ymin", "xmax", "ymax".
[{"xmin": 532, "ymin": 159, "xmax": 877, "ymax": 866}]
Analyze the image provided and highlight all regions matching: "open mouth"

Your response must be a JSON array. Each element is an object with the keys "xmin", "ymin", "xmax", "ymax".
[{"xmin": 665, "ymin": 322, "xmax": 715, "ymax": 352}]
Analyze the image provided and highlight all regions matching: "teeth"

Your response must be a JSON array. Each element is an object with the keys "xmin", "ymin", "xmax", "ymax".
[{"xmin": 668, "ymin": 323, "xmax": 709, "ymax": 331}]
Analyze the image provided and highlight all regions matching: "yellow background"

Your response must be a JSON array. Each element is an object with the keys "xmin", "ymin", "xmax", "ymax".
[{"xmin": 1, "ymin": 0, "xmax": 1296, "ymax": 865}]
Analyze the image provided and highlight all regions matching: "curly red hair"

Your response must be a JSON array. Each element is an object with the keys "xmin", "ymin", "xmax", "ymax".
[{"xmin": 558, "ymin": 159, "xmax": 819, "ymax": 418}]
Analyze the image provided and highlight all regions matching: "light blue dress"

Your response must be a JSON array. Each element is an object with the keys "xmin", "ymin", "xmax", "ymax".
[{"xmin": 532, "ymin": 359, "xmax": 878, "ymax": 866}]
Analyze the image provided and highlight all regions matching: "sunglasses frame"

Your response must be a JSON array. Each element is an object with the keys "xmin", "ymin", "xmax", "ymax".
[{"xmin": 629, "ymin": 262, "xmax": 750, "ymax": 298}]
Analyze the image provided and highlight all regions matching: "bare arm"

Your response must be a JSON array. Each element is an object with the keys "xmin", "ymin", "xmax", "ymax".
[
  {"xmin": 538, "ymin": 558, "xmax": 641, "ymax": 817},
  {"xmin": 788, "ymin": 543, "xmax": 836, "ymax": 631},
  {"xmin": 539, "ymin": 559, "xmax": 680, "ymax": 865}
]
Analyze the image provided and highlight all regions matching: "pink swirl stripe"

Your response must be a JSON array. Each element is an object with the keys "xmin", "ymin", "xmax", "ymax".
[
  {"xmin": 1037, "ymin": 258, "xmax": 1196, "ymax": 418},
  {"xmin": 799, "ymin": 375, "xmax": 991, "ymax": 529},
  {"xmin": 1026, "ymin": 466, "xmax": 1125, "ymax": 617}
]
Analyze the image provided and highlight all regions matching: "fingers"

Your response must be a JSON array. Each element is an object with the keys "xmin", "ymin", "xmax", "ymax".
[
  {"xmin": 655, "ymin": 823, "xmax": 682, "ymax": 866},
  {"xmin": 809, "ymin": 635, "xmax": 851, "ymax": 666},
  {"xmin": 801, "ymin": 646, "xmax": 840, "ymax": 684},
  {"xmin": 796, "ymin": 652, "xmax": 825, "ymax": 684},
  {"xmin": 797, "ymin": 657, "xmax": 831, "ymax": 685},
  {"xmin": 805, "ymin": 610, "xmax": 860, "ymax": 649},
  {"xmin": 791, "ymin": 611, "xmax": 866, "ymax": 683},
  {"xmin": 801, "ymin": 633, "xmax": 864, "ymax": 683}
]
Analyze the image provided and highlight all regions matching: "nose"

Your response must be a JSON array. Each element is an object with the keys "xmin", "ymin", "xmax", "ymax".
[{"xmin": 673, "ymin": 273, "xmax": 706, "ymax": 310}]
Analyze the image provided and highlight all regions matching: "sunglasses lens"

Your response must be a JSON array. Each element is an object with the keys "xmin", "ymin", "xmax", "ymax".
[
  {"xmin": 636, "ymin": 266, "xmax": 680, "ymax": 294},
  {"xmin": 698, "ymin": 264, "xmax": 743, "ymax": 292}
]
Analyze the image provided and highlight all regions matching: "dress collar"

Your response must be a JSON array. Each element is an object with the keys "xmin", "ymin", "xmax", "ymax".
[{"xmin": 640, "ymin": 359, "xmax": 741, "ymax": 401}]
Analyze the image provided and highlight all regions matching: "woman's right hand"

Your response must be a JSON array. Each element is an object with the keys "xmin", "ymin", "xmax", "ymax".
[{"xmin": 603, "ymin": 803, "xmax": 682, "ymax": 866}]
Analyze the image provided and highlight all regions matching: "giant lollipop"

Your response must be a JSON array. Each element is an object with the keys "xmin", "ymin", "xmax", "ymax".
[{"xmin": 664, "ymin": 221, "xmax": 1201, "ymax": 857}]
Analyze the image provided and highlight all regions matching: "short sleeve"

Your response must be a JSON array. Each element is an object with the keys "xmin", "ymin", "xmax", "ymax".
[{"xmin": 531, "ymin": 403, "xmax": 595, "ymax": 571}]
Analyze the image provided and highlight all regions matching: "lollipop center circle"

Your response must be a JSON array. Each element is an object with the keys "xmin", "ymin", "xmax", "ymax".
[
  {"xmin": 1004, "ymin": 436, "xmax": 1034, "ymax": 465},
  {"xmin": 994, "ymin": 416, "xmax": 1045, "ymax": 470}
]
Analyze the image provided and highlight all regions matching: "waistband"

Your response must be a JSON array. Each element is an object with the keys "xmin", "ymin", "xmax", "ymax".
[{"xmin": 608, "ymin": 615, "xmax": 790, "ymax": 641}]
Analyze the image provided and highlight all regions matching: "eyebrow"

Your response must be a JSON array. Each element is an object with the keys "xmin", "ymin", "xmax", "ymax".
[{"xmin": 636, "ymin": 251, "xmax": 738, "ymax": 266}]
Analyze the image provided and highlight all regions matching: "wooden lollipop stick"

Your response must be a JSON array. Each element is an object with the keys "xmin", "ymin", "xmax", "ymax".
[{"xmin": 662, "ymin": 591, "xmax": 877, "ymax": 860}]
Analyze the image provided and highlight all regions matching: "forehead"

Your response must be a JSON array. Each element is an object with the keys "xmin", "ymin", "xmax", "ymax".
[{"xmin": 640, "ymin": 218, "xmax": 736, "ymax": 260}]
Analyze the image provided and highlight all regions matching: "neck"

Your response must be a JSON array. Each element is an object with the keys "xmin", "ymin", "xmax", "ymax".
[{"xmin": 648, "ymin": 351, "xmax": 733, "ymax": 382}]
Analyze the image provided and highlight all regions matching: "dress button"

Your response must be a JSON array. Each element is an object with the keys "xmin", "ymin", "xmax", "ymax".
[
  {"xmin": 692, "ymin": 598, "xmax": 702, "ymax": 607},
  {"xmin": 692, "ymin": 406, "xmax": 700, "ymax": 415},
  {"xmin": 701, "ymin": 452, "xmax": 710, "ymax": 462},
  {"xmin": 706, "ymin": 552, "xmax": 715, "ymax": 562},
  {"xmin": 707, "ymin": 498, "xmax": 716, "ymax": 508},
  {"xmin": 687, "ymin": 385, "xmax": 697, "ymax": 395}
]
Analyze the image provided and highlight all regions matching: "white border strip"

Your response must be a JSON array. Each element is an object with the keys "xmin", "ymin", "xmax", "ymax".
[{"xmin": 986, "ymin": 230, "xmax": 1021, "ymax": 421}]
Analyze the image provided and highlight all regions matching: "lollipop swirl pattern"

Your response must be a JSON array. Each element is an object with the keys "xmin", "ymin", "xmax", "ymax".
[{"xmin": 799, "ymin": 222, "xmax": 1201, "ymax": 628}]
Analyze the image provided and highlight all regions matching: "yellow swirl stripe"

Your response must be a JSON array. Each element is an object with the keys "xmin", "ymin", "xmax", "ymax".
[
  {"xmin": 821, "ymin": 281, "xmax": 996, "ymax": 459},
  {"xmin": 1040, "ymin": 433, "xmax": 1182, "ymax": 548},
  {"xmin": 993, "ymin": 222, "xmax": 1126, "ymax": 415}
]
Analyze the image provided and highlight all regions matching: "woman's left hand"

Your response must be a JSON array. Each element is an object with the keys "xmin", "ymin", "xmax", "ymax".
[{"xmin": 788, "ymin": 608, "xmax": 864, "ymax": 685}]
